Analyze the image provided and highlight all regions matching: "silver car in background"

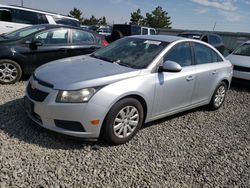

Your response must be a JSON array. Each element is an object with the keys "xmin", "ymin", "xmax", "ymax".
[
  {"xmin": 226, "ymin": 40, "xmax": 250, "ymax": 80},
  {"xmin": 24, "ymin": 35, "xmax": 233, "ymax": 145}
]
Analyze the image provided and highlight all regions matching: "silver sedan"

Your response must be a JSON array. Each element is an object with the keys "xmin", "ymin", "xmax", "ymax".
[
  {"xmin": 226, "ymin": 40, "xmax": 250, "ymax": 80},
  {"xmin": 25, "ymin": 35, "xmax": 233, "ymax": 145}
]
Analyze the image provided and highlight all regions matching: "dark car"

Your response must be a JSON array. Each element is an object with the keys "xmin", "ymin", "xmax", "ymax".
[
  {"xmin": 178, "ymin": 32, "xmax": 224, "ymax": 55},
  {"xmin": 0, "ymin": 24, "xmax": 108, "ymax": 84}
]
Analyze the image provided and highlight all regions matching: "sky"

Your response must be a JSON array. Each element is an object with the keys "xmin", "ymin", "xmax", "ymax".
[{"xmin": 1, "ymin": 0, "xmax": 249, "ymax": 33}]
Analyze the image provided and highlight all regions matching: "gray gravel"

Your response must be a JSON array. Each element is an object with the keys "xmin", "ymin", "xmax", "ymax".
[{"xmin": 0, "ymin": 81, "xmax": 249, "ymax": 187}]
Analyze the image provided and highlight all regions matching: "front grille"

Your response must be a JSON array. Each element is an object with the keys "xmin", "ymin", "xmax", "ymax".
[
  {"xmin": 234, "ymin": 65, "xmax": 250, "ymax": 72},
  {"xmin": 27, "ymin": 83, "xmax": 49, "ymax": 102},
  {"xmin": 33, "ymin": 74, "xmax": 54, "ymax": 88},
  {"xmin": 54, "ymin": 120, "xmax": 86, "ymax": 132}
]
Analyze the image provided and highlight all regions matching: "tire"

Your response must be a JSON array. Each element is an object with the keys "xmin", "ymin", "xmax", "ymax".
[
  {"xmin": 101, "ymin": 98, "xmax": 144, "ymax": 145},
  {"xmin": 0, "ymin": 59, "xmax": 22, "ymax": 84},
  {"xmin": 208, "ymin": 81, "xmax": 227, "ymax": 110}
]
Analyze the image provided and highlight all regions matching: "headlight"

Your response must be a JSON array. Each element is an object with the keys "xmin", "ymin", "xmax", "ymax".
[{"xmin": 56, "ymin": 88, "xmax": 96, "ymax": 103}]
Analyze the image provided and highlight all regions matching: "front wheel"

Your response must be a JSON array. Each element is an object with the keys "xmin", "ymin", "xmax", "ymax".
[
  {"xmin": 0, "ymin": 59, "xmax": 22, "ymax": 84},
  {"xmin": 101, "ymin": 98, "xmax": 144, "ymax": 145},
  {"xmin": 208, "ymin": 82, "xmax": 227, "ymax": 110}
]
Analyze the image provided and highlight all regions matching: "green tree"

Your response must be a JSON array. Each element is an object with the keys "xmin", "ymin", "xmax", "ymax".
[
  {"xmin": 69, "ymin": 8, "xmax": 83, "ymax": 23},
  {"xmin": 130, "ymin": 9, "xmax": 144, "ymax": 25},
  {"xmin": 145, "ymin": 6, "xmax": 172, "ymax": 28},
  {"xmin": 82, "ymin": 15, "xmax": 99, "ymax": 25}
]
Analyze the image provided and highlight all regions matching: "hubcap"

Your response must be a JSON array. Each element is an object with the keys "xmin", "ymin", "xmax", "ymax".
[
  {"xmin": 0, "ymin": 63, "xmax": 18, "ymax": 83},
  {"xmin": 214, "ymin": 86, "xmax": 226, "ymax": 107},
  {"xmin": 113, "ymin": 106, "xmax": 139, "ymax": 138}
]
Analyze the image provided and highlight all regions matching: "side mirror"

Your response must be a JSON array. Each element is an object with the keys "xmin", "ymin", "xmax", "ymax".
[{"xmin": 159, "ymin": 60, "xmax": 182, "ymax": 73}]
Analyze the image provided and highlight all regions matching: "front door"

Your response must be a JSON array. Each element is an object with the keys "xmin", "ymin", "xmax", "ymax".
[{"xmin": 152, "ymin": 42, "xmax": 196, "ymax": 116}]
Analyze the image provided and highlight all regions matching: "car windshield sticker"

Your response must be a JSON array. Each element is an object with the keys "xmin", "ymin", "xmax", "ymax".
[{"xmin": 144, "ymin": 40, "xmax": 161, "ymax": 45}]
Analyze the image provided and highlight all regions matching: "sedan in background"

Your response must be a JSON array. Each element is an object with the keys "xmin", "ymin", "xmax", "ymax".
[
  {"xmin": 0, "ymin": 24, "xmax": 108, "ymax": 84},
  {"xmin": 25, "ymin": 35, "xmax": 232, "ymax": 145},
  {"xmin": 178, "ymin": 32, "xmax": 225, "ymax": 55},
  {"xmin": 226, "ymin": 41, "xmax": 250, "ymax": 80}
]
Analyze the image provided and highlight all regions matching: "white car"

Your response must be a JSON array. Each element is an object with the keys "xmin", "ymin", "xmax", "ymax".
[
  {"xmin": 0, "ymin": 4, "xmax": 79, "ymax": 34},
  {"xmin": 226, "ymin": 41, "xmax": 250, "ymax": 80}
]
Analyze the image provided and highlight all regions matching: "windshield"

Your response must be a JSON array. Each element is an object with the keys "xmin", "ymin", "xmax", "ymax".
[
  {"xmin": 91, "ymin": 38, "xmax": 168, "ymax": 69},
  {"xmin": 3, "ymin": 25, "xmax": 46, "ymax": 40},
  {"xmin": 233, "ymin": 43, "xmax": 250, "ymax": 56}
]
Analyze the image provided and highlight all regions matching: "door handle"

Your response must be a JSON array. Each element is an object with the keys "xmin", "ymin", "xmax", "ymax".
[
  {"xmin": 186, "ymin": 75, "xmax": 195, "ymax": 81},
  {"xmin": 212, "ymin": 70, "xmax": 218, "ymax": 75},
  {"xmin": 6, "ymin": 26, "xmax": 14, "ymax": 28}
]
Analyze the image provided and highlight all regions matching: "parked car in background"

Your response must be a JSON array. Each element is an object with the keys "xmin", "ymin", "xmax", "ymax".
[
  {"xmin": 25, "ymin": 35, "xmax": 232, "ymax": 145},
  {"xmin": 107, "ymin": 24, "xmax": 157, "ymax": 43},
  {"xmin": 178, "ymin": 32, "xmax": 225, "ymax": 55},
  {"xmin": 96, "ymin": 26, "xmax": 112, "ymax": 37},
  {"xmin": 0, "ymin": 4, "xmax": 79, "ymax": 34},
  {"xmin": 226, "ymin": 40, "xmax": 250, "ymax": 80},
  {"xmin": 0, "ymin": 24, "xmax": 108, "ymax": 84}
]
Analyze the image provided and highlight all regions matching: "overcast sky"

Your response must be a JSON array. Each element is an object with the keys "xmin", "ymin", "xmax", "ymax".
[{"xmin": 1, "ymin": 0, "xmax": 249, "ymax": 33}]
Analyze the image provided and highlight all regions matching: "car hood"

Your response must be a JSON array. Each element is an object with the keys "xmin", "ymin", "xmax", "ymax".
[
  {"xmin": 226, "ymin": 54, "xmax": 250, "ymax": 68},
  {"xmin": 34, "ymin": 55, "xmax": 141, "ymax": 90}
]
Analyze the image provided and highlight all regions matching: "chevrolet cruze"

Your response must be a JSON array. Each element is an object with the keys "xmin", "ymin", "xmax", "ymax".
[{"xmin": 25, "ymin": 35, "xmax": 233, "ymax": 145}]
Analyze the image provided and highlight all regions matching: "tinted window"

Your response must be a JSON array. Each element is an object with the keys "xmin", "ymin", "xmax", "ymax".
[
  {"xmin": 53, "ymin": 16, "xmax": 80, "ymax": 27},
  {"xmin": 11, "ymin": 9, "xmax": 39, "ymax": 24},
  {"xmin": 209, "ymin": 35, "xmax": 220, "ymax": 45},
  {"xmin": 35, "ymin": 29, "xmax": 69, "ymax": 44},
  {"xmin": 37, "ymin": 13, "xmax": 48, "ymax": 24},
  {"xmin": 150, "ymin": 29, "xmax": 156, "ymax": 35},
  {"xmin": 142, "ymin": 28, "xmax": 148, "ymax": 35},
  {"xmin": 92, "ymin": 38, "xmax": 168, "ymax": 69},
  {"xmin": 131, "ymin": 26, "xmax": 141, "ymax": 35},
  {"xmin": 72, "ymin": 30, "xmax": 95, "ymax": 44},
  {"xmin": 194, "ymin": 43, "xmax": 222, "ymax": 64},
  {"xmin": 0, "ymin": 9, "xmax": 11, "ymax": 21},
  {"xmin": 164, "ymin": 42, "xmax": 192, "ymax": 67},
  {"xmin": 233, "ymin": 44, "xmax": 250, "ymax": 56}
]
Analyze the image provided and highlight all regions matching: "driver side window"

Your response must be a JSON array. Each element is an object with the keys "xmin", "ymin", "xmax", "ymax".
[{"xmin": 164, "ymin": 42, "xmax": 192, "ymax": 67}]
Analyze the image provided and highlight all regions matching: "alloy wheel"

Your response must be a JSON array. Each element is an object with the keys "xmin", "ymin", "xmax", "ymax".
[
  {"xmin": 214, "ymin": 85, "xmax": 226, "ymax": 107},
  {"xmin": 0, "ymin": 63, "xmax": 18, "ymax": 83}
]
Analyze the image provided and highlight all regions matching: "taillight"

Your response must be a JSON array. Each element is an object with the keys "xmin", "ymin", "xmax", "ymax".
[{"xmin": 102, "ymin": 39, "xmax": 108, "ymax": 46}]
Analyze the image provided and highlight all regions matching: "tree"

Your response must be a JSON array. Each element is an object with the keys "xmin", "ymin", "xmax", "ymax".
[
  {"xmin": 69, "ymin": 8, "xmax": 83, "ymax": 23},
  {"xmin": 82, "ymin": 15, "xmax": 99, "ymax": 25},
  {"xmin": 145, "ymin": 6, "xmax": 172, "ymax": 28},
  {"xmin": 130, "ymin": 9, "xmax": 144, "ymax": 25}
]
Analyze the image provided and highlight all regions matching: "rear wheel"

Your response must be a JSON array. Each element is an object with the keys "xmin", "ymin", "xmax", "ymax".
[
  {"xmin": 0, "ymin": 59, "xmax": 22, "ymax": 84},
  {"xmin": 208, "ymin": 82, "xmax": 227, "ymax": 110},
  {"xmin": 101, "ymin": 98, "xmax": 144, "ymax": 145}
]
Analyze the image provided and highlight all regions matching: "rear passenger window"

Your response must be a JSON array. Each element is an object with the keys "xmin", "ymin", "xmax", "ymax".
[
  {"xmin": 150, "ymin": 29, "xmax": 156, "ymax": 35},
  {"xmin": 164, "ymin": 42, "xmax": 192, "ymax": 67},
  {"xmin": 194, "ymin": 43, "xmax": 222, "ymax": 64},
  {"xmin": 72, "ymin": 30, "xmax": 95, "ymax": 44},
  {"xmin": 11, "ymin": 9, "xmax": 39, "ymax": 24},
  {"xmin": 53, "ymin": 16, "xmax": 80, "ymax": 27}
]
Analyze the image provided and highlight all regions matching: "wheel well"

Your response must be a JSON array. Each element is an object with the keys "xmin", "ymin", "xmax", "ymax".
[
  {"xmin": 119, "ymin": 94, "xmax": 148, "ymax": 123},
  {"xmin": 0, "ymin": 58, "xmax": 23, "ymax": 73},
  {"xmin": 221, "ymin": 79, "xmax": 229, "ymax": 89}
]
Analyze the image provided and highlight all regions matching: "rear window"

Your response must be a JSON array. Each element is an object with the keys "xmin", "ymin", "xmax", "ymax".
[
  {"xmin": 209, "ymin": 35, "xmax": 220, "ymax": 45},
  {"xmin": 53, "ymin": 16, "xmax": 80, "ymax": 27}
]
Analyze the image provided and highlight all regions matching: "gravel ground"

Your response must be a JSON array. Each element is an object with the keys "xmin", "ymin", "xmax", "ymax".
[{"xmin": 0, "ymin": 81, "xmax": 249, "ymax": 187}]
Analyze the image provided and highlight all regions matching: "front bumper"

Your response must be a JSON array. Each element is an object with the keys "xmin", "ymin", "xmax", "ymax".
[{"xmin": 24, "ymin": 78, "xmax": 107, "ymax": 138}]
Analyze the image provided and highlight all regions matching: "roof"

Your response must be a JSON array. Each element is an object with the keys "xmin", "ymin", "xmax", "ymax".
[{"xmin": 129, "ymin": 35, "xmax": 184, "ymax": 43}]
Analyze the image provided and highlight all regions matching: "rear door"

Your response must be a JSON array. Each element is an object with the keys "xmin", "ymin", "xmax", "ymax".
[
  {"xmin": 67, "ymin": 29, "xmax": 101, "ymax": 57},
  {"xmin": 191, "ymin": 42, "xmax": 224, "ymax": 104}
]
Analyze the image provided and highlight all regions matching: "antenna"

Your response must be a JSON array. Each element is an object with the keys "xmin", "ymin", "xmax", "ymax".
[{"xmin": 213, "ymin": 22, "xmax": 216, "ymax": 31}]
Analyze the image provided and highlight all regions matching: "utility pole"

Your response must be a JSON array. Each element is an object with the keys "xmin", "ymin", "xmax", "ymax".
[{"xmin": 213, "ymin": 22, "xmax": 216, "ymax": 31}]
